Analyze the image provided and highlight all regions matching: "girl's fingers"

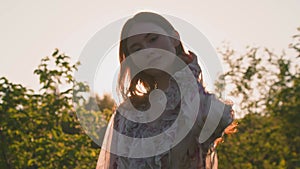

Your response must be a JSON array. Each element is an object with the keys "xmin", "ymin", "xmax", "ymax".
[
  {"xmin": 224, "ymin": 121, "xmax": 238, "ymax": 134},
  {"xmin": 178, "ymin": 51, "xmax": 198, "ymax": 64},
  {"xmin": 179, "ymin": 53, "xmax": 192, "ymax": 64}
]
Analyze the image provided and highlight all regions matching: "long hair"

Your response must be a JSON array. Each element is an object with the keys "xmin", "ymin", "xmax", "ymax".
[{"xmin": 117, "ymin": 12, "xmax": 188, "ymax": 107}]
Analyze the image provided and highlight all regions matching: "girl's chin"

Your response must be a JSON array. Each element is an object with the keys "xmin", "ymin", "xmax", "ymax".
[{"xmin": 144, "ymin": 69, "xmax": 163, "ymax": 76}]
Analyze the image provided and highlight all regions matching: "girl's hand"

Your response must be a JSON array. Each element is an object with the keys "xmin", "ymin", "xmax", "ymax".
[
  {"xmin": 178, "ymin": 50, "xmax": 202, "ymax": 81},
  {"xmin": 224, "ymin": 121, "xmax": 238, "ymax": 135},
  {"xmin": 179, "ymin": 50, "xmax": 198, "ymax": 65}
]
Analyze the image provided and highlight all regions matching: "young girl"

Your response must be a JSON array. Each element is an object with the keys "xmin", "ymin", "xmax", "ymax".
[{"xmin": 96, "ymin": 11, "xmax": 235, "ymax": 169}]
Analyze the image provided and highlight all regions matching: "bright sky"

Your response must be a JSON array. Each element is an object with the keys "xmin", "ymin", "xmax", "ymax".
[{"xmin": 1, "ymin": 0, "xmax": 299, "ymax": 98}]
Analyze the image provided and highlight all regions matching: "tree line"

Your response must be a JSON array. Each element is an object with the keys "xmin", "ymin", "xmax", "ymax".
[{"xmin": 0, "ymin": 28, "xmax": 299, "ymax": 168}]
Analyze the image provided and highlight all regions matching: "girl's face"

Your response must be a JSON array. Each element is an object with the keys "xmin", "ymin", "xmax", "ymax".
[{"xmin": 125, "ymin": 22, "xmax": 179, "ymax": 75}]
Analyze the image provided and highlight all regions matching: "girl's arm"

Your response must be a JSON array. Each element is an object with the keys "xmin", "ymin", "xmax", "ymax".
[{"xmin": 182, "ymin": 51, "xmax": 234, "ymax": 145}]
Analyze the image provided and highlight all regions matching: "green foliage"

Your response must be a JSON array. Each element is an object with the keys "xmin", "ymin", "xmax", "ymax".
[
  {"xmin": 0, "ymin": 49, "xmax": 114, "ymax": 168},
  {"xmin": 216, "ymin": 28, "xmax": 300, "ymax": 169},
  {"xmin": 218, "ymin": 114, "xmax": 290, "ymax": 169},
  {"xmin": 1, "ymin": 27, "xmax": 300, "ymax": 168}
]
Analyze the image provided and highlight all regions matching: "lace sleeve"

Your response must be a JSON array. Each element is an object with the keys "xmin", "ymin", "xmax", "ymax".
[{"xmin": 186, "ymin": 51, "xmax": 234, "ymax": 144}]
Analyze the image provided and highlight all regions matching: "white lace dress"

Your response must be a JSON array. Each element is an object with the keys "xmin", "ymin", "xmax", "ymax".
[{"xmin": 96, "ymin": 56, "xmax": 233, "ymax": 169}]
